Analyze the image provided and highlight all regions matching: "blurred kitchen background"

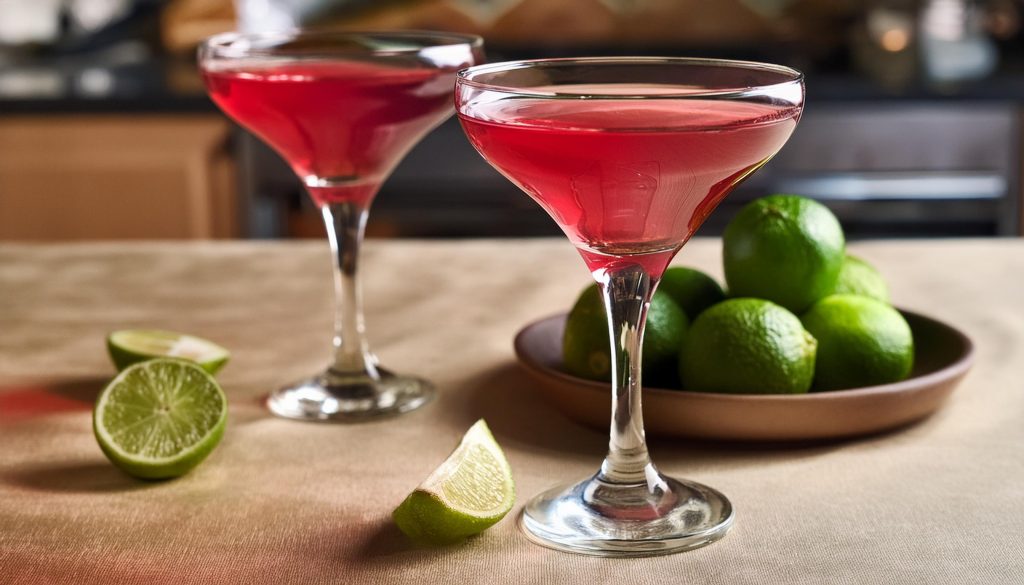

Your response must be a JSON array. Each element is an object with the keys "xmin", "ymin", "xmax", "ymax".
[{"xmin": 1, "ymin": 0, "xmax": 1022, "ymax": 240}]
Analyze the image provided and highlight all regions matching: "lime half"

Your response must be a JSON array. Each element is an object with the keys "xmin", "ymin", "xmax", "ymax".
[
  {"xmin": 107, "ymin": 330, "xmax": 230, "ymax": 374},
  {"xmin": 93, "ymin": 358, "xmax": 228, "ymax": 479},
  {"xmin": 393, "ymin": 420, "xmax": 515, "ymax": 544}
]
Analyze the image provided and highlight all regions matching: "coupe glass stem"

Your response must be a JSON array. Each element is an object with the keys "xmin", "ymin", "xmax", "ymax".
[
  {"xmin": 320, "ymin": 198, "xmax": 380, "ymax": 379},
  {"xmin": 595, "ymin": 262, "xmax": 657, "ymax": 485}
]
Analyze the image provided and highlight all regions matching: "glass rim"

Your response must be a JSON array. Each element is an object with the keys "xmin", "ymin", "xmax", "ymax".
[
  {"xmin": 456, "ymin": 56, "xmax": 804, "ymax": 100},
  {"xmin": 201, "ymin": 28, "xmax": 484, "ymax": 60}
]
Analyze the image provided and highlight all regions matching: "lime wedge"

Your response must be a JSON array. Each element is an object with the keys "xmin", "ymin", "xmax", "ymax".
[
  {"xmin": 393, "ymin": 420, "xmax": 515, "ymax": 544},
  {"xmin": 107, "ymin": 330, "xmax": 230, "ymax": 375},
  {"xmin": 93, "ymin": 358, "xmax": 228, "ymax": 479}
]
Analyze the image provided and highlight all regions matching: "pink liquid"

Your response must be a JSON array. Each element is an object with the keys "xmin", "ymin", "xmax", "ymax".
[
  {"xmin": 459, "ymin": 90, "xmax": 800, "ymax": 275},
  {"xmin": 203, "ymin": 60, "xmax": 457, "ymax": 207}
]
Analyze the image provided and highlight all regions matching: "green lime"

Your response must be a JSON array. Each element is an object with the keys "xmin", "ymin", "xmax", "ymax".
[
  {"xmin": 107, "ymin": 329, "xmax": 230, "ymax": 375},
  {"xmin": 832, "ymin": 254, "xmax": 890, "ymax": 303},
  {"xmin": 723, "ymin": 195, "xmax": 845, "ymax": 313},
  {"xmin": 801, "ymin": 294, "xmax": 914, "ymax": 391},
  {"xmin": 679, "ymin": 298, "xmax": 817, "ymax": 394},
  {"xmin": 93, "ymin": 358, "xmax": 227, "ymax": 479},
  {"xmin": 562, "ymin": 283, "xmax": 688, "ymax": 388},
  {"xmin": 660, "ymin": 266, "xmax": 726, "ymax": 319},
  {"xmin": 393, "ymin": 420, "xmax": 514, "ymax": 544}
]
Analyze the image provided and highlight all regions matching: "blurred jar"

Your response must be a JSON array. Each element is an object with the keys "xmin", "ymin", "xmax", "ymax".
[
  {"xmin": 0, "ymin": 0, "xmax": 133, "ymax": 49},
  {"xmin": 234, "ymin": 0, "xmax": 328, "ymax": 32},
  {"xmin": 919, "ymin": 0, "xmax": 997, "ymax": 85},
  {"xmin": 0, "ymin": 0, "xmax": 63, "ymax": 46},
  {"xmin": 851, "ymin": 1, "xmax": 919, "ymax": 91}
]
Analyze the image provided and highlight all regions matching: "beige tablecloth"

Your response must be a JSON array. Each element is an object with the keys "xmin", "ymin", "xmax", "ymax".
[{"xmin": 1, "ymin": 239, "xmax": 1022, "ymax": 584}]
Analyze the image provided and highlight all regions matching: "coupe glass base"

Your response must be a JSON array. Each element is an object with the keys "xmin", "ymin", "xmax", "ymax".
[
  {"xmin": 266, "ymin": 368, "xmax": 434, "ymax": 422},
  {"xmin": 519, "ymin": 472, "xmax": 734, "ymax": 557}
]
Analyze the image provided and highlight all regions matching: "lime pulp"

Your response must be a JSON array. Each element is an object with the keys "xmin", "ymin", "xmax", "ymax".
[
  {"xmin": 392, "ymin": 419, "xmax": 515, "ymax": 544},
  {"xmin": 93, "ymin": 358, "xmax": 228, "ymax": 479}
]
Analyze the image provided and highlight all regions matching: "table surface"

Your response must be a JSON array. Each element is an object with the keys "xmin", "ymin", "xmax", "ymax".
[{"xmin": 1, "ymin": 238, "xmax": 1022, "ymax": 584}]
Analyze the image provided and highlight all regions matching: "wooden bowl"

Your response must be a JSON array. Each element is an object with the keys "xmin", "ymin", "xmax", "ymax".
[{"xmin": 513, "ymin": 310, "xmax": 974, "ymax": 442}]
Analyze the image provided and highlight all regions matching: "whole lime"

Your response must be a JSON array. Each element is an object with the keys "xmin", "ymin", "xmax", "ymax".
[
  {"xmin": 832, "ymin": 254, "xmax": 890, "ymax": 303},
  {"xmin": 659, "ymin": 267, "xmax": 726, "ymax": 319},
  {"xmin": 563, "ymin": 283, "xmax": 688, "ymax": 388},
  {"xmin": 723, "ymin": 195, "xmax": 845, "ymax": 313},
  {"xmin": 679, "ymin": 298, "xmax": 816, "ymax": 394},
  {"xmin": 801, "ymin": 294, "xmax": 914, "ymax": 391}
]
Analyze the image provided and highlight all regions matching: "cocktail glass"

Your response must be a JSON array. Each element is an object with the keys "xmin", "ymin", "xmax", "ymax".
[
  {"xmin": 456, "ymin": 58, "xmax": 804, "ymax": 556},
  {"xmin": 200, "ymin": 31, "xmax": 483, "ymax": 421}
]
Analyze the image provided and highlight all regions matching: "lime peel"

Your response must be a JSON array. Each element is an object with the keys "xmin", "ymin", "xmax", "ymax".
[
  {"xmin": 801, "ymin": 294, "xmax": 913, "ymax": 391},
  {"xmin": 723, "ymin": 194, "xmax": 846, "ymax": 313},
  {"xmin": 679, "ymin": 298, "xmax": 817, "ymax": 395},
  {"xmin": 832, "ymin": 254, "xmax": 890, "ymax": 303},
  {"xmin": 393, "ymin": 420, "xmax": 515, "ymax": 544},
  {"xmin": 107, "ymin": 329, "xmax": 230, "ymax": 375}
]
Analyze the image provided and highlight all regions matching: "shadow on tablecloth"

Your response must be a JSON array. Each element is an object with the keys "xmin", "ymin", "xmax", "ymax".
[
  {"xmin": 340, "ymin": 516, "xmax": 481, "ymax": 568},
  {"xmin": 450, "ymin": 362, "xmax": 912, "ymax": 470},
  {"xmin": 4, "ymin": 461, "xmax": 159, "ymax": 494}
]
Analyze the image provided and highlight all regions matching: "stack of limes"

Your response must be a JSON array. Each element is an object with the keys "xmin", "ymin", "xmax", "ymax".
[{"xmin": 563, "ymin": 194, "xmax": 915, "ymax": 394}]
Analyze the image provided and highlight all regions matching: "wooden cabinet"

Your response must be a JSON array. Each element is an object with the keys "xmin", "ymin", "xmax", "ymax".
[{"xmin": 0, "ymin": 115, "xmax": 236, "ymax": 240}]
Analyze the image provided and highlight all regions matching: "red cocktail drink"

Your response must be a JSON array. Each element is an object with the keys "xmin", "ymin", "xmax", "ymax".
[
  {"xmin": 204, "ymin": 61, "xmax": 456, "ymax": 207},
  {"xmin": 460, "ymin": 90, "xmax": 800, "ymax": 276}
]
